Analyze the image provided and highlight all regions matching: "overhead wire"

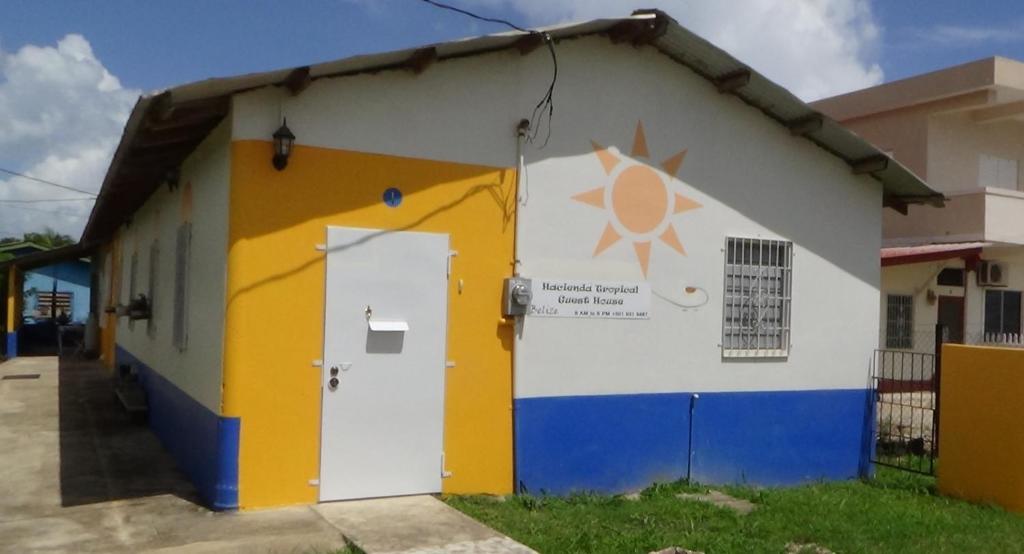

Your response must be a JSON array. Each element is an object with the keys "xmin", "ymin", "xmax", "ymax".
[
  {"xmin": 418, "ymin": 0, "xmax": 531, "ymax": 32},
  {"xmin": 0, "ymin": 166, "xmax": 98, "ymax": 197},
  {"xmin": 0, "ymin": 197, "xmax": 97, "ymax": 204},
  {"xmin": 417, "ymin": 0, "xmax": 558, "ymax": 148},
  {"xmin": 0, "ymin": 203, "xmax": 87, "ymax": 217}
]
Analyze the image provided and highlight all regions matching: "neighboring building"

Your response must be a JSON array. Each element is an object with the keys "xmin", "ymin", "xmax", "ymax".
[
  {"xmin": 80, "ymin": 11, "xmax": 938, "ymax": 510},
  {"xmin": 0, "ymin": 241, "xmax": 91, "ymax": 357},
  {"xmin": 814, "ymin": 57, "xmax": 1024, "ymax": 351}
]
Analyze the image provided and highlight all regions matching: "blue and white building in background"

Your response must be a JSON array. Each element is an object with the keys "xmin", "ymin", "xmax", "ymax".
[{"xmin": 1, "ymin": 242, "xmax": 91, "ymax": 357}]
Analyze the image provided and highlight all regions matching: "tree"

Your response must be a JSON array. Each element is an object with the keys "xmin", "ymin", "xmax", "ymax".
[
  {"xmin": 0, "ymin": 228, "xmax": 75, "ymax": 249},
  {"xmin": 21, "ymin": 228, "xmax": 75, "ymax": 249}
]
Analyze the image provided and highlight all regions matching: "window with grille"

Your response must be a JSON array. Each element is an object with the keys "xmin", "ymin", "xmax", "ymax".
[
  {"xmin": 885, "ymin": 294, "xmax": 914, "ymax": 349},
  {"xmin": 36, "ymin": 292, "xmax": 73, "ymax": 319},
  {"xmin": 722, "ymin": 237, "xmax": 793, "ymax": 357},
  {"xmin": 984, "ymin": 290, "xmax": 1022, "ymax": 336},
  {"xmin": 128, "ymin": 251, "xmax": 139, "ymax": 330},
  {"xmin": 147, "ymin": 239, "xmax": 159, "ymax": 338},
  {"xmin": 173, "ymin": 223, "xmax": 191, "ymax": 351}
]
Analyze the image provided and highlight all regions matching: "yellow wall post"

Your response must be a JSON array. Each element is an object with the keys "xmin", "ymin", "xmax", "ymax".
[
  {"xmin": 223, "ymin": 141, "xmax": 516, "ymax": 509},
  {"xmin": 5, "ymin": 265, "xmax": 20, "ymax": 356},
  {"xmin": 100, "ymin": 236, "xmax": 121, "ymax": 370},
  {"xmin": 938, "ymin": 344, "xmax": 1024, "ymax": 512}
]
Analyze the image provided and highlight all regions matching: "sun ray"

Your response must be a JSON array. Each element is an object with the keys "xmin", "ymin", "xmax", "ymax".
[
  {"xmin": 633, "ymin": 241, "xmax": 652, "ymax": 276},
  {"xmin": 631, "ymin": 121, "xmax": 649, "ymax": 158},
  {"xmin": 674, "ymin": 193, "xmax": 702, "ymax": 214},
  {"xmin": 659, "ymin": 224, "xmax": 687, "ymax": 255},
  {"xmin": 583, "ymin": 122, "xmax": 702, "ymax": 276},
  {"xmin": 662, "ymin": 149, "xmax": 688, "ymax": 177},
  {"xmin": 590, "ymin": 141, "xmax": 621, "ymax": 175},
  {"xmin": 593, "ymin": 223, "xmax": 623, "ymax": 255},
  {"xmin": 572, "ymin": 187, "xmax": 606, "ymax": 209}
]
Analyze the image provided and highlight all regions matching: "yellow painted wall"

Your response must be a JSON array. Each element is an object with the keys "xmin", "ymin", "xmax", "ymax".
[
  {"xmin": 99, "ymin": 235, "xmax": 121, "ymax": 370},
  {"xmin": 224, "ymin": 140, "xmax": 515, "ymax": 508},
  {"xmin": 6, "ymin": 266, "xmax": 20, "ymax": 333},
  {"xmin": 938, "ymin": 344, "xmax": 1024, "ymax": 512}
]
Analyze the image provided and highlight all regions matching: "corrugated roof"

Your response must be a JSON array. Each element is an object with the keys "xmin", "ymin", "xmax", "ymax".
[
  {"xmin": 0, "ymin": 241, "xmax": 49, "ymax": 254},
  {"xmin": 881, "ymin": 242, "xmax": 989, "ymax": 267},
  {"xmin": 0, "ymin": 242, "xmax": 95, "ymax": 272},
  {"xmin": 82, "ymin": 9, "xmax": 943, "ymax": 242}
]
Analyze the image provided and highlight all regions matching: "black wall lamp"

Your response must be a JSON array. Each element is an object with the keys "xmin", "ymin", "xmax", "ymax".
[
  {"xmin": 272, "ymin": 118, "xmax": 296, "ymax": 171},
  {"xmin": 165, "ymin": 166, "xmax": 180, "ymax": 192}
]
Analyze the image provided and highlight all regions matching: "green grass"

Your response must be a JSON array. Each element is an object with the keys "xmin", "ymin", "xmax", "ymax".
[{"xmin": 445, "ymin": 469, "xmax": 1024, "ymax": 553}]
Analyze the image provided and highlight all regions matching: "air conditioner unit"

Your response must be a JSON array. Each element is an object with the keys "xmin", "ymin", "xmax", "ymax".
[{"xmin": 978, "ymin": 261, "xmax": 1008, "ymax": 287}]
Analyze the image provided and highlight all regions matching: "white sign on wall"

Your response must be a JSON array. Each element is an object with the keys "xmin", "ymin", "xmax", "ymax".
[{"xmin": 529, "ymin": 279, "xmax": 651, "ymax": 319}]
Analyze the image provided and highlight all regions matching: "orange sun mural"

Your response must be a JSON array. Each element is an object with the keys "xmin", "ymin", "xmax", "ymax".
[{"xmin": 572, "ymin": 121, "xmax": 702, "ymax": 276}]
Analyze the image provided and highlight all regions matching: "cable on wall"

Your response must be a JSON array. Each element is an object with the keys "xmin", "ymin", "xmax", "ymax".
[{"xmin": 417, "ymin": 0, "xmax": 558, "ymax": 147}]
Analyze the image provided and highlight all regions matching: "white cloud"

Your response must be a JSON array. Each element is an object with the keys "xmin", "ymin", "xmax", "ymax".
[
  {"xmin": 0, "ymin": 34, "xmax": 138, "ymax": 239},
  {"xmin": 918, "ymin": 23, "xmax": 1024, "ymax": 45},
  {"xmin": 461, "ymin": 0, "xmax": 884, "ymax": 101}
]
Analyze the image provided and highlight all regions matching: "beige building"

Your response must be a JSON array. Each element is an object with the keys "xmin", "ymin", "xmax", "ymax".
[{"xmin": 814, "ymin": 57, "xmax": 1024, "ymax": 351}]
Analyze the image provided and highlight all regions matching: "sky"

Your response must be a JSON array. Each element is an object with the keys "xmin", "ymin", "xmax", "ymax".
[{"xmin": 1, "ymin": 0, "xmax": 1022, "ymax": 239}]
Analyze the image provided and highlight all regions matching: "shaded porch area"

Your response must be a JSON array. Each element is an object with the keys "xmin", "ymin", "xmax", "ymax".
[{"xmin": 0, "ymin": 356, "xmax": 346, "ymax": 552}]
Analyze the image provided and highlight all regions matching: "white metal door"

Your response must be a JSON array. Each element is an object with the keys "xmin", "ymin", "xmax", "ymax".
[{"xmin": 319, "ymin": 226, "xmax": 449, "ymax": 501}]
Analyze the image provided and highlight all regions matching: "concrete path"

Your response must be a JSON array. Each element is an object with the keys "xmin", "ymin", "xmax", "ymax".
[
  {"xmin": 0, "ymin": 356, "xmax": 531, "ymax": 553},
  {"xmin": 315, "ymin": 495, "xmax": 535, "ymax": 554},
  {"xmin": 0, "ymin": 356, "xmax": 346, "ymax": 553},
  {"xmin": 676, "ymin": 490, "xmax": 757, "ymax": 515}
]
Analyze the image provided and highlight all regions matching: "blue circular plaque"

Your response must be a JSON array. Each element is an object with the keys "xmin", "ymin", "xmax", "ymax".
[{"xmin": 383, "ymin": 187, "xmax": 403, "ymax": 208}]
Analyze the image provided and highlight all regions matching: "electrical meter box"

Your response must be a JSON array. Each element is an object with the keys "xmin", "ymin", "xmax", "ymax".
[{"xmin": 502, "ymin": 277, "xmax": 533, "ymax": 316}]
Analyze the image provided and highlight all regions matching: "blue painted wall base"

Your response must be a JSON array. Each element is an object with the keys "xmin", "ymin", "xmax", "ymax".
[
  {"xmin": 5, "ymin": 331, "xmax": 16, "ymax": 358},
  {"xmin": 116, "ymin": 346, "xmax": 239, "ymax": 510},
  {"xmin": 514, "ymin": 388, "xmax": 874, "ymax": 495}
]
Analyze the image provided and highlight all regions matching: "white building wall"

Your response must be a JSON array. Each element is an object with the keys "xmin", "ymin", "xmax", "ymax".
[
  {"xmin": 231, "ymin": 46, "xmax": 530, "ymax": 167},
  {"xmin": 879, "ymin": 260, "xmax": 963, "ymax": 352},
  {"xmin": 232, "ymin": 36, "xmax": 883, "ymax": 399},
  {"xmin": 513, "ymin": 39, "xmax": 881, "ymax": 397},
  {"xmin": 880, "ymin": 246, "xmax": 1024, "ymax": 351},
  {"xmin": 113, "ymin": 120, "xmax": 231, "ymax": 412},
  {"xmin": 928, "ymin": 112, "xmax": 1024, "ymax": 193}
]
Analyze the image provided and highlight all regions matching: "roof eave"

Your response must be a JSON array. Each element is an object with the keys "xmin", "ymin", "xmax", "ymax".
[
  {"xmin": 81, "ymin": 9, "xmax": 941, "ymax": 242},
  {"xmin": 0, "ymin": 242, "xmax": 97, "ymax": 272}
]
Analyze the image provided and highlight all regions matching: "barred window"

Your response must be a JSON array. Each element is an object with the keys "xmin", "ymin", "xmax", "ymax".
[
  {"xmin": 885, "ymin": 294, "xmax": 913, "ymax": 349},
  {"xmin": 147, "ymin": 239, "xmax": 159, "ymax": 339},
  {"xmin": 722, "ymin": 237, "xmax": 793, "ymax": 357},
  {"xmin": 128, "ymin": 251, "xmax": 139, "ymax": 331},
  {"xmin": 173, "ymin": 222, "xmax": 191, "ymax": 351},
  {"xmin": 36, "ymin": 292, "xmax": 72, "ymax": 319}
]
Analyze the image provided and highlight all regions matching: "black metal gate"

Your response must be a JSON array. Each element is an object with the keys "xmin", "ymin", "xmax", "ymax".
[{"xmin": 870, "ymin": 325, "xmax": 944, "ymax": 475}]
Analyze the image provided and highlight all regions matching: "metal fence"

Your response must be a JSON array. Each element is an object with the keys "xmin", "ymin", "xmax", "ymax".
[
  {"xmin": 879, "ymin": 329, "xmax": 1024, "ymax": 354},
  {"xmin": 971, "ymin": 332, "xmax": 1024, "ymax": 348},
  {"xmin": 878, "ymin": 328, "xmax": 941, "ymax": 356},
  {"xmin": 871, "ymin": 325, "xmax": 944, "ymax": 476},
  {"xmin": 872, "ymin": 349, "xmax": 938, "ymax": 475},
  {"xmin": 871, "ymin": 323, "xmax": 1024, "ymax": 476}
]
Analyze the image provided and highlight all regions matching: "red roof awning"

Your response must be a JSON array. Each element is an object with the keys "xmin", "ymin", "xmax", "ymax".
[{"xmin": 881, "ymin": 242, "xmax": 988, "ymax": 267}]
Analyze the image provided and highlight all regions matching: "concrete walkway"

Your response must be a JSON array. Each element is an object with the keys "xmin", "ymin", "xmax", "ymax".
[
  {"xmin": 0, "ymin": 356, "xmax": 532, "ymax": 553},
  {"xmin": 315, "ymin": 495, "xmax": 535, "ymax": 554}
]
